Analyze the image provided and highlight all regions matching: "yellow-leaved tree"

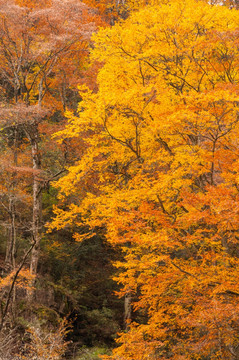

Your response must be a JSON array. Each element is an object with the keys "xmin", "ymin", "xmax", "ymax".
[{"xmin": 50, "ymin": 0, "xmax": 239, "ymax": 358}]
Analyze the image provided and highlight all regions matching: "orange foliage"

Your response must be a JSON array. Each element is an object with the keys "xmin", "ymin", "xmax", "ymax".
[
  {"xmin": 0, "ymin": 268, "xmax": 35, "ymax": 291},
  {"xmin": 51, "ymin": 0, "xmax": 239, "ymax": 358}
]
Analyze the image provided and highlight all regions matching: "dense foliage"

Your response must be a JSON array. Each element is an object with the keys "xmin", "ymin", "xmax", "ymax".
[
  {"xmin": 52, "ymin": 0, "xmax": 239, "ymax": 359},
  {"xmin": 1, "ymin": 0, "xmax": 239, "ymax": 359}
]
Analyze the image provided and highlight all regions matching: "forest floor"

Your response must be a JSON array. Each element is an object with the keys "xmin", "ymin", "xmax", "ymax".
[{"xmin": 69, "ymin": 346, "xmax": 111, "ymax": 360}]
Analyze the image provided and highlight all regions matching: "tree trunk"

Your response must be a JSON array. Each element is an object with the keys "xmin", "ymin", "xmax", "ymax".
[
  {"xmin": 5, "ymin": 140, "xmax": 18, "ymax": 272},
  {"xmin": 24, "ymin": 125, "xmax": 42, "ymax": 300},
  {"xmin": 124, "ymin": 291, "xmax": 131, "ymax": 331},
  {"xmin": 30, "ymin": 135, "xmax": 42, "ymax": 276},
  {"xmin": 5, "ymin": 198, "xmax": 16, "ymax": 271}
]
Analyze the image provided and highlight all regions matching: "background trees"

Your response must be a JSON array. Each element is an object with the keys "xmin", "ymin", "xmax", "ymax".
[{"xmin": 0, "ymin": 0, "xmax": 99, "ymax": 277}]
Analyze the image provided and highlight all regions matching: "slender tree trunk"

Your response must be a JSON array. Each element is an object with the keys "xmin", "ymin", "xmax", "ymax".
[
  {"xmin": 5, "ymin": 140, "xmax": 18, "ymax": 272},
  {"xmin": 24, "ymin": 125, "xmax": 42, "ymax": 300},
  {"xmin": 30, "ymin": 135, "xmax": 42, "ymax": 277},
  {"xmin": 124, "ymin": 291, "xmax": 131, "ymax": 332},
  {"xmin": 0, "ymin": 240, "xmax": 36, "ymax": 332},
  {"xmin": 5, "ymin": 198, "xmax": 16, "ymax": 271}
]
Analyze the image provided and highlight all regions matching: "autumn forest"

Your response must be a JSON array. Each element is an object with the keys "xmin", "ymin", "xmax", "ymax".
[{"xmin": 0, "ymin": 0, "xmax": 239, "ymax": 359}]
